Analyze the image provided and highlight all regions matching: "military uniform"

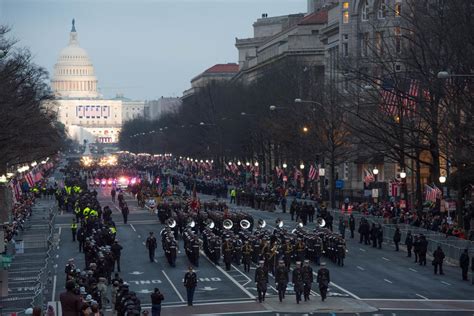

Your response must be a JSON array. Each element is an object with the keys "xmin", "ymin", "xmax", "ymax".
[
  {"xmin": 302, "ymin": 261, "xmax": 313, "ymax": 301},
  {"xmin": 317, "ymin": 265, "xmax": 330, "ymax": 301},
  {"xmin": 292, "ymin": 262, "xmax": 304, "ymax": 304},
  {"xmin": 254, "ymin": 262, "xmax": 268, "ymax": 303},
  {"xmin": 275, "ymin": 261, "xmax": 288, "ymax": 302},
  {"xmin": 242, "ymin": 242, "xmax": 253, "ymax": 272}
]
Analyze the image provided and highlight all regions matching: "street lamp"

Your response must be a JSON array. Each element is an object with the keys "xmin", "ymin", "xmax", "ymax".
[
  {"xmin": 237, "ymin": 161, "xmax": 241, "ymax": 166},
  {"xmin": 254, "ymin": 162, "xmax": 259, "ymax": 167},
  {"xmin": 437, "ymin": 71, "xmax": 474, "ymax": 79},
  {"xmin": 302, "ymin": 126, "xmax": 309, "ymax": 133},
  {"xmin": 282, "ymin": 163, "xmax": 287, "ymax": 169},
  {"xmin": 373, "ymin": 167, "xmax": 379, "ymax": 182},
  {"xmin": 245, "ymin": 162, "xmax": 250, "ymax": 166},
  {"xmin": 228, "ymin": 161, "xmax": 232, "ymax": 166},
  {"xmin": 400, "ymin": 171, "xmax": 407, "ymax": 179},
  {"xmin": 269, "ymin": 105, "xmax": 277, "ymax": 111},
  {"xmin": 439, "ymin": 176, "xmax": 446, "ymax": 184},
  {"xmin": 199, "ymin": 122, "xmax": 205, "ymax": 126},
  {"xmin": 300, "ymin": 163, "xmax": 305, "ymax": 170}
]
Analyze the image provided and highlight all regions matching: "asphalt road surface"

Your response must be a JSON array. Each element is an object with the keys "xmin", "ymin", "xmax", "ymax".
[{"xmin": 51, "ymin": 185, "xmax": 474, "ymax": 316}]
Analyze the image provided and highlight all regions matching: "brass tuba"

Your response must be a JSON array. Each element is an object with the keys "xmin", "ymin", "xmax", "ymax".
[
  {"xmin": 257, "ymin": 219, "xmax": 266, "ymax": 229},
  {"xmin": 275, "ymin": 218, "xmax": 283, "ymax": 228},
  {"xmin": 316, "ymin": 217, "xmax": 326, "ymax": 228},
  {"xmin": 240, "ymin": 219, "xmax": 251, "ymax": 230},
  {"xmin": 166, "ymin": 218, "xmax": 177, "ymax": 228},
  {"xmin": 205, "ymin": 218, "xmax": 215, "ymax": 229},
  {"xmin": 223, "ymin": 219, "xmax": 233, "ymax": 230}
]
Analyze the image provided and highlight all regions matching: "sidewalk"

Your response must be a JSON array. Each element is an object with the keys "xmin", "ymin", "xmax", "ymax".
[{"xmin": 0, "ymin": 197, "xmax": 57, "ymax": 315}]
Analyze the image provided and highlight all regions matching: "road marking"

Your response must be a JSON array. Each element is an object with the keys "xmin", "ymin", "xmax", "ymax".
[
  {"xmin": 416, "ymin": 293, "xmax": 428, "ymax": 300},
  {"xmin": 130, "ymin": 224, "xmax": 136, "ymax": 232},
  {"xmin": 382, "ymin": 257, "xmax": 390, "ymax": 261},
  {"xmin": 312, "ymin": 272, "xmax": 361, "ymax": 300},
  {"xmin": 359, "ymin": 248, "xmax": 366, "ymax": 252},
  {"xmin": 55, "ymin": 254, "xmax": 59, "ymax": 258},
  {"xmin": 51, "ymin": 275, "xmax": 57, "ymax": 301},
  {"xmin": 357, "ymin": 266, "xmax": 365, "ymax": 271},
  {"xmin": 142, "ymin": 242, "xmax": 145, "ymax": 246},
  {"xmin": 202, "ymin": 251, "xmax": 255, "ymax": 299},
  {"xmin": 441, "ymin": 281, "xmax": 451, "ymax": 286},
  {"xmin": 154, "ymin": 259, "xmax": 158, "ymax": 263},
  {"xmin": 409, "ymin": 268, "xmax": 417, "ymax": 272},
  {"xmin": 384, "ymin": 279, "xmax": 393, "ymax": 284},
  {"xmin": 138, "ymin": 235, "xmax": 141, "ymax": 238},
  {"xmin": 162, "ymin": 270, "xmax": 185, "ymax": 302}
]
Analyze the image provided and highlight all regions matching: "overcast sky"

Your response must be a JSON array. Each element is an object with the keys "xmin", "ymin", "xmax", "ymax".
[{"xmin": 1, "ymin": 0, "xmax": 306, "ymax": 100}]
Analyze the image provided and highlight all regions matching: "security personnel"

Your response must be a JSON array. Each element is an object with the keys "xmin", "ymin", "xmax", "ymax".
[
  {"xmin": 222, "ymin": 239, "xmax": 234, "ymax": 271},
  {"xmin": 146, "ymin": 232, "xmax": 158, "ymax": 262},
  {"xmin": 336, "ymin": 239, "xmax": 346, "ymax": 267},
  {"xmin": 71, "ymin": 218, "xmax": 78, "ymax": 242},
  {"xmin": 302, "ymin": 260, "xmax": 313, "ymax": 301},
  {"xmin": 242, "ymin": 240, "xmax": 253, "ymax": 273},
  {"xmin": 292, "ymin": 261, "xmax": 304, "ymax": 304},
  {"xmin": 254, "ymin": 260, "xmax": 268, "ymax": 303},
  {"xmin": 405, "ymin": 231, "xmax": 413, "ymax": 257},
  {"xmin": 274, "ymin": 260, "xmax": 288, "ymax": 302},
  {"xmin": 183, "ymin": 266, "xmax": 197, "ymax": 306},
  {"xmin": 317, "ymin": 262, "xmax": 330, "ymax": 301}
]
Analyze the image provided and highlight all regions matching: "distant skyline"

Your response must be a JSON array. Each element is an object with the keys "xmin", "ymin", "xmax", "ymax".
[{"xmin": 1, "ymin": 0, "xmax": 307, "ymax": 100}]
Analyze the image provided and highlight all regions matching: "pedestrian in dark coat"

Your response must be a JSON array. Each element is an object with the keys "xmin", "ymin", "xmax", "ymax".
[
  {"xmin": 433, "ymin": 246, "xmax": 445, "ymax": 274},
  {"xmin": 59, "ymin": 280, "xmax": 82, "ymax": 316},
  {"xmin": 349, "ymin": 214, "xmax": 355, "ymax": 238},
  {"xmin": 393, "ymin": 227, "xmax": 401, "ymax": 251},
  {"xmin": 459, "ymin": 249, "xmax": 470, "ymax": 281},
  {"xmin": 146, "ymin": 232, "xmax": 157, "ymax": 262},
  {"xmin": 377, "ymin": 224, "xmax": 384, "ymax": 249}
]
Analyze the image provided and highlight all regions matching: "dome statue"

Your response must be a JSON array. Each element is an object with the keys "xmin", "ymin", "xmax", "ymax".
[{"xmin": 51, "ymin": 19, "xmax": 99, "ymax": 99}]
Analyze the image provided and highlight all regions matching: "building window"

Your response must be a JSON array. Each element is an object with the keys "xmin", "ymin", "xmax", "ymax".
[
  {"xmin": 395, "ymin": 3, "xmax": 401, "ymax": 17},
  {"xmin": 395, "ymin": 63, "xmax": 402, "ymax": 71},
  {"xmin": 394, "ymin": 27, "xmax": 402, "ymax": 53},
  {"xmin": 361, "ymin": 0, "xmax": 369, "ymax": 21},
  {"xmin": 343, "ymin": 11, "xmax": 349, "ymax": 23},
  {"xmin": 342, "ymin": 2, "xmax": 349, "ymax": 23},
  {"xmin": 378, "ymin": 0, "xmax": 387, "ymax": 19}
]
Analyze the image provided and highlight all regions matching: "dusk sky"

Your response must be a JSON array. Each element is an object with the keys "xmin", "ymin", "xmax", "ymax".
[{"xmin": 1, "ymin": 0, "xmax": 306, "ymax": 100}]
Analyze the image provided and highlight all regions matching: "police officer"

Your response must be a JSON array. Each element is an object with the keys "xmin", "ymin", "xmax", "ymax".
[
  {"xmin": 242, "ymin": 240, "xmax": 253, "ymax": 273},
  {"xmin": 71, "ymin": 218, "xmax": 78, "ymax": 242},
  {"xmin": 317, "ymin": 262, "xmax": 330, "ymax": 301},
  {"xmin": 183, "ymin": 266, "xmax": 197, "ymax": 306},
  {"xmin": 146, "ymin": 232, "xmax": 157, "ymax": 262},
  {"xmin": 336, "ymin": 239, "xmax": 346, "ymax": 267},
  {"xmin": 292, "ymin": 261, "xmax": 304, "ymax": 304},
  {"xmin": 302, "ymin": 260, "xmax": 313, "ymax": 301},
  {"xmin": 274, "ymin": 260, "xmax": 288, "ymax": 302},
  {"xmin": 254, "ymin": 260, "xmax": 268, "ymax": 303},
  {"xmin": 111, "ymin": 240, "xmax": 123, "ymax": 272}
]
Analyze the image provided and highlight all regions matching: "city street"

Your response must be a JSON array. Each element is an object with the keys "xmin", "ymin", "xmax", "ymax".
[{"xmin": 50, "ymin": 186, "xmax": 474, "ymax": 315}]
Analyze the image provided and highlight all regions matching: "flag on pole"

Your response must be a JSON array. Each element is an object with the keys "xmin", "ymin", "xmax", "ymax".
[
  {"xmin": 425, "ymin": 184, "xmax": 441, "ymax": 202},
  {"xmin": 363, "ymin": 169, "xmax": 375, "ymax": 186},
  {"xmin": 308, "ymin": 165, "xmax": 318, "ymax": 181}
]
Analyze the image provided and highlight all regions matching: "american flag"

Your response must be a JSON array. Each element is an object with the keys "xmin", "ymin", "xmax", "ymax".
[
  {"xmin": 308, "ymin": 165, "xmax": 318, "ymax": 181},
  {"xmin": 425, "ymin": 184, "xmax": 442, "ymax": 202},
  {"xmin": 389, "ymin": 180, "xmax": 400, "ymax": 197},
  {"xmin": 380, "ymin": 79, "xmax": 421, "ymax": 118},
  {"xmin": 363, "ymin": 169, "xmax": 375, "ymax": 186},
  {"xmin": 294, "ymin": 168, "xmax": 303, "ymax": 182}
]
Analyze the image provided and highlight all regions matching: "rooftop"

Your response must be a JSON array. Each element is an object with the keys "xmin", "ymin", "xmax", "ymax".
[
  {"xmin": 298, "ymin": 10, "xmax": 329, "ymax": 25},
  {"xmin": 204, "ymin": 63, "xmax": 239, "ymax": 74}
]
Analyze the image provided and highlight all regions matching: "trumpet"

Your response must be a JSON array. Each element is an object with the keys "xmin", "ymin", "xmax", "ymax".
[
  {"xmin": 166, "ymin": 218, "xmax": 177, "ymax": 228},
  {"xmin": 275, "ymin": 218, "xmax": 284, "ymax": 228},
  {"xmin": 257, "ymin": 219, "xmax": 266, "ymax": 229},
  {"xmin": 240, "ymin": 219, "xmax": 251, "ymax": 230},
  {"xmin": 223, "ymin": 219, "xmax": 233, "ymax": 230}
]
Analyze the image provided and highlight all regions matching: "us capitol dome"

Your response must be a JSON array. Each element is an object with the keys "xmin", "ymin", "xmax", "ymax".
[{"xmin": 51, "ymin": 19, "xmax": 99, "ymax": 99}]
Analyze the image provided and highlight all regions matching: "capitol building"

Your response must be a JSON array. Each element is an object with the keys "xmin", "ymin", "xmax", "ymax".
[{"xmin": 51, "ymin": 20, "xmax": 145, "ymax": 144}]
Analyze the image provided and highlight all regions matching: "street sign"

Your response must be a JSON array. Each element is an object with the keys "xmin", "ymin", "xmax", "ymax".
[
  {"xmin": 372, "ymin": 188, "xmax": 379, "ymax": 198},
  {"xmin": 335, "ymin": 180, "xmax": 344, "ymax": 189}
]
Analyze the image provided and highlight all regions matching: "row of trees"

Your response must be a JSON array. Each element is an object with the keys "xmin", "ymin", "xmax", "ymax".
[
  {"xmin": 0, "ymin": 26, "xmax": 68, "ymax": 175},
  {"xmin": 119, "ymin": 1, "xmax": 473, "ymax": 215}
]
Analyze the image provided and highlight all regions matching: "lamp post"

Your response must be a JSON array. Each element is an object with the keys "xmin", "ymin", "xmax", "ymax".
[
  {"xmin": 400, "ymin": 170, "xmax": 408, "ymax": 209},
  {"xmin": 439, "ymin": 175, "xmax": 447, "ymax": 199},
  {"xmin": 372, "ymin": 167, "xmax": 379, "ymax": 182}
]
